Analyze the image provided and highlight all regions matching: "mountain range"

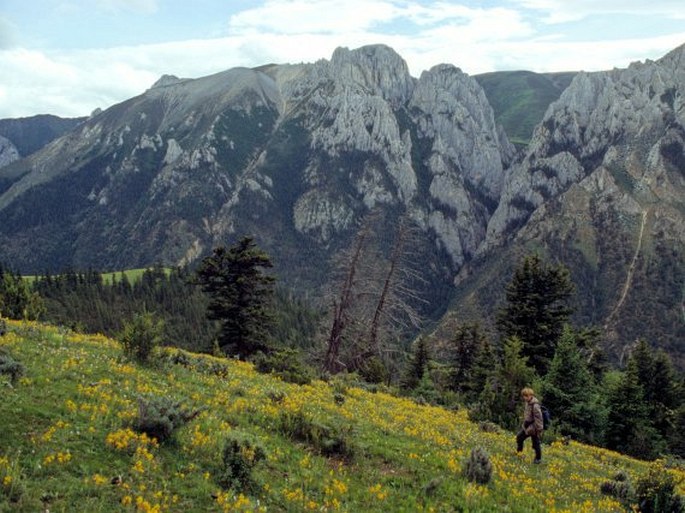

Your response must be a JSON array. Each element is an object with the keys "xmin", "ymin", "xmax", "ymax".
[{"xmin": 0, "ymin": 43, "xmax": 682, "ymax": 366}]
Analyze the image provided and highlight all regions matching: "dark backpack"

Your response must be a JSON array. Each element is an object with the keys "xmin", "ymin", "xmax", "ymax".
[{"xmin": 539, "ymin": 404, "xmax": 551, "ymax": 430}]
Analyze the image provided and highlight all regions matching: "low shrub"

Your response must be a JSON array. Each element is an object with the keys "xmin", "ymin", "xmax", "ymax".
[
  {"xmin": 358, "ymin": 356, "xmax": 389, "ymax": 385},
  {"xmin": 159, "ymin": 348, "xmax": 230, "ymax": 377},
  {"xmin": 278, "ymin": 409, "xmax": 354, "ymax": 459},
  {"xmin": 119, "ymin": 311, "xmax": 164, "ymax": 363},
  {"xmin": 467, "ymin": 402, "xmax": 493, "ymax": 424},
  {"xmin": 0, "ymin": 349, "xmax": 25, "ymax": 383},
  {"xmin": 217, "ymin": 434, "xmax": 266, "ymax": 491},
  {"xmin": 600, "ymin": 479, "xmax": 634, "ymax": 502},
  {"xmin": 634, "ymin": 463, "xmax": 685, "ymax": 513},
  {"xmin": 478, "ymin": 421, "xmax": 501, "ymax": 433},
  {"xmin": 252, "ymin": 348, "xmax": 314, "ymax": 385},
  {"xmin": 131, "ymin": 395, "xmax": 200, "ymax": 444},
  {"xmin": 599, "ymin": 469, "xmax": 634, "ymax": 503},
  {"xmin": 463, "ymin": 447, "xmax": 493, "ymax": 485}
]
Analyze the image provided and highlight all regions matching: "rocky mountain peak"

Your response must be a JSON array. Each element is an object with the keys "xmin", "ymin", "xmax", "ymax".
[
  {"xmin": 150, "ymin": 74, "xmax": 185, "ymax": 89},
  {"xmin": 329, "ymin": 44, "xmax": 415, "ymax": 106},
  {"xmin": 657, "ymin": 41, "xmax": 685, "ymax": 68},
  {"xmin": 483, "ymin": 43, "xmax": 685, "ymax": 250}
]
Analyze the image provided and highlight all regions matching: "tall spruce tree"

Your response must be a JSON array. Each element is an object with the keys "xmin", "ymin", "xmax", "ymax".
[
  {"xmin": 401, "ymin": 337, "xmax": 431, "ymax": 391},
  {"xmin": 466, "ymin": 338, "xmax": 497, "ymax": 405},
  {"xmin": 542, "ymin": 326, "xmax": 605, "ymax": 444},
  {"xmin": 629, "ymin": 340, "xmax": 682, "ymax": 455},
  {"xmin": 448, "ymin": 323, "xmax": 487, "ymax": 396},
  {"xmin": 672, "ymin": 402, "xmax": 685, "ymax": 458},
  {"xmin": 480, "ymin": 336, "xmax": 535, "ymax": 431},
  {"xmin": 605, "ymin": 358, "xmax": 663, "ymax": 459},
  {"xmin": 195, "ymin": 237, "xmax": 275, "ymax": 359},
  {"xmin": 496, "ymin": 254, "xmax": 574, "ymax": 376},
  {"xmin": 651, "ymin": 350, "xmax": 682, "ymax": 446}
]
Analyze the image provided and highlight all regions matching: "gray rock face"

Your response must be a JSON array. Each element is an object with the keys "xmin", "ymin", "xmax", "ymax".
[
  {"xmin": 0, "ymin": 45, "xmax": 512, "ymax": 282},
  {"xmin": 465, "ymin": 43, "xmax": 685, "ymax": 363},
  {"xmin": 280, "ymin": 46, "xmax": 512, "ymax": 265},
  {"xmin": 483, "ymin": 43, "xmax": 685, "ymax": 250},
  {"xmin": 0, "ymin": 136, "xmax": 19, "ymax": 168}
]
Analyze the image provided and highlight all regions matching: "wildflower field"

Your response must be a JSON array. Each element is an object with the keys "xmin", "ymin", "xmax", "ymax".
[{"xmin": 1, "ymin": 320, "xmax": 683, "ymax": 512}]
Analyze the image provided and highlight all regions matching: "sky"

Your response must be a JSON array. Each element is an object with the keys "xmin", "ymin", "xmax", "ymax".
[{"xmin": 1, "ymin": 0, "xmax": 684, "ymax": 119}]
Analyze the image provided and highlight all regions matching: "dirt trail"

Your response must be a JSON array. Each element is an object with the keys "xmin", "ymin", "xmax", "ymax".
[{"xmin": 605, "ymin": 209, "xmax": 648, "ymax": 329}]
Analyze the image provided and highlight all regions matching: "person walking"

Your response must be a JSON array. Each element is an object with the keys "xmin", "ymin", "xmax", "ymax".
[{"xmin": 516, "ymin": 387, "xmax": 543, "ymax": 464}]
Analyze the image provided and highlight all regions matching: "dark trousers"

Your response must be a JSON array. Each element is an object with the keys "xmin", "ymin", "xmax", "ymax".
[{"xmin": 516, "ymin": 429, "xmax": 541, "ymax": 461}]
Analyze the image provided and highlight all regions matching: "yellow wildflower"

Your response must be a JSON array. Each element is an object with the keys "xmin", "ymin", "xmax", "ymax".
[{"xmin": 92, "ymin": 473, "xmax": 108, "ymax": 485}]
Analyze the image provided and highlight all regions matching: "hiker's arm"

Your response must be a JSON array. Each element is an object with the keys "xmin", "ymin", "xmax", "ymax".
[{"xmin": 533, "ymin": 404, "xmax": 544, "ymax": 433}]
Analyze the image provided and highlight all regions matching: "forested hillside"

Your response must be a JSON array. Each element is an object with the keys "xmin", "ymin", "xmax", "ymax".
[
  {"xmin": 2, "ymin": 245, "xmax": 684, "ymax": 467},
  {"xmin": 474, "ymin": 70, "xmax": 576, "ymax": 146}
]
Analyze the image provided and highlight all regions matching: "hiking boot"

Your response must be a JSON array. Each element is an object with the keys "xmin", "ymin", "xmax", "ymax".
[{"xmin": 533, "ymin": 459, "xmax": 542, "ymax": 464}]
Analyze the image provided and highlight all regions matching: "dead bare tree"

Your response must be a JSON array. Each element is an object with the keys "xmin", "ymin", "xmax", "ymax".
[
  {"xmin": 323, "ymin": 218, "xmax": 373, "ymax": 373},
  {"xmin": 322, "ymin": 211, "xmax": 425, "ymax": 378}
]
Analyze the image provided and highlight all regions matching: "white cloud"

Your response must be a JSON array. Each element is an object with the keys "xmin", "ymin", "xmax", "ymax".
[
  {"xmin": 1, "ymin": 0, "xmax": 684, "ymax": 118},
  {"xmin": 513, "ymin": 0, "xmax": 685, "ymax": 23},
  {"xmin": 228, "ymin": 0, "xmax": 402, "ymax": 35}
]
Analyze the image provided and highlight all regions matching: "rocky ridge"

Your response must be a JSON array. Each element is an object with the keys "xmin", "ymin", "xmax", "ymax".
[
  {"xmin": 448, "ymin": 43, "xmax": 685, "ymax": 363},
  {"xmin": 0, "ymin": 43, "xmax": 683, "ymax": 361},
  {"xmin": 0, "ymin": 44, "xmax": 511, "ymax": 283},
  {"xmin": 484, "ymin": 44, "xmax": 685, "ymax": 249}
]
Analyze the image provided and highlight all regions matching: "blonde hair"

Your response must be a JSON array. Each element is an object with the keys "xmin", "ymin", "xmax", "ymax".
[{"xmin": 521, "ymin": 387, "xmax": 535, "ymax": 398}]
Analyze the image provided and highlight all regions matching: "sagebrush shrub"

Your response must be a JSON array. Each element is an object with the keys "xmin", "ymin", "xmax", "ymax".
[
  {"xmin": 463, "ymin": 447, "xmax": 492, "ymax": 485},
  {"xmin": 252, "ymin": 348, "xmax": 313, "ymax": 385},
  {"xmin": 119, "ymin": 311, "xmax": 164, "ymax": 363},
  {"xmin": 600, "ymin": 469, "xmax": 634, "ymax": 505},
  {"xmin": 160, "ymin": 348, "xmax": 230, "ymax": 377},
  {"xmin": 634, "ymin": 464, "xmax": 685, "ymax": 513},
  {"xmin": 0, "ymin": 349, "xmax": 24, "ymax": 383},
  {"xmin": 131, "ymin": 395, "xmax": 200, "ymax": 444},
  {"xmin": 218, "ymin": 434, "xmax": 266, "ymax": 491},
  {"xmin": 279, "ymin": 410, "xmax": 354, "ymax": 459},
  {"xmin": 613, "ymin": 470, "xmax": 629, "ymax": 482},
  {"xmin": 600, "ymin": 479, "xmax": 633, "ymax": 501}
]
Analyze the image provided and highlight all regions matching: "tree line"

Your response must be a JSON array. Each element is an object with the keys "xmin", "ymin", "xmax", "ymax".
[
  {"xmin": 402, "ymin": 254, "xmax": 685, "ymax": 461},
  {"xmin": 1, "ymin": 233, "xmax": 683, "ymax": 462}
]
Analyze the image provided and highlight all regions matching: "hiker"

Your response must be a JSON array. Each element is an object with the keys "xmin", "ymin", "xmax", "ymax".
[{"xmin": 516, "ymin": 387, "xmax": 543, "ymax": 464}]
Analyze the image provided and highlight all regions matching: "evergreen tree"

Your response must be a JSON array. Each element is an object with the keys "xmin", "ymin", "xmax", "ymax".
[
  {"xmin": 542, "ymin": 326, "xmax": 605, "ymax": 444},
  {"xmin": 574, "ymin": 326, "xmax": 609, "ymax": 381},
  {"xmin": 401, "ymin": 337, "xmax": 431, "ymax": 390},
  {"xmin": 630, "ymin": 340, "xmax": 656, "ymax": 396},
  {"xmin": 466, "ymin": 338, "xmax": 497, "ymax": 405},
  {"xmin": 195, "ymin": 237, "xmax": 275, "ymax": 359},
  {"xmin": 0, "ymin": 266, "xmax": 44, "ymax": 320},
  {"xmin": 622, "ymin": 340, "xmax": 682, "ymax": 455},
  {"xmin": 447, "ymin": 323, "xmax": 487, "ymax": 396},
  {"xmin": 671, "ymin": 404, "xmax": 685, "ymax": 458},
  {"xmin": 649, "ymin": 348, "xmax": 682, "ymax": 453},
  {"xmin": 496, "ymin": 254, "xmax": 574, "ymax": 376},
  {"xmin": 605, "ymin": 358, "xmax": 663, "ymax": 459},
  {"xmin": 480, "ymin": 336, "xmax": 535, "ymax": 431}
]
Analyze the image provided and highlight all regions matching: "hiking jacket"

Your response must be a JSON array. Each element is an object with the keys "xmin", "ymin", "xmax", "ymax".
[{"xmin": 523, "ymin": 397, "xmax": 544, "ymax": 436}]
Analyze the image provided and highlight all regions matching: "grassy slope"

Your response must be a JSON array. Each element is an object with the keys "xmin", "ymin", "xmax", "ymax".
[
  {"xmin": 21, "ymin": 268, "xmax": 166, "ymax": 285},
  {"xmin": 474, "ymin": 71, "xmax": 576, "ymax": 146},
  {"xmin": 1, "ymin": 320, "xmax": 682, "ymax": 512}
]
